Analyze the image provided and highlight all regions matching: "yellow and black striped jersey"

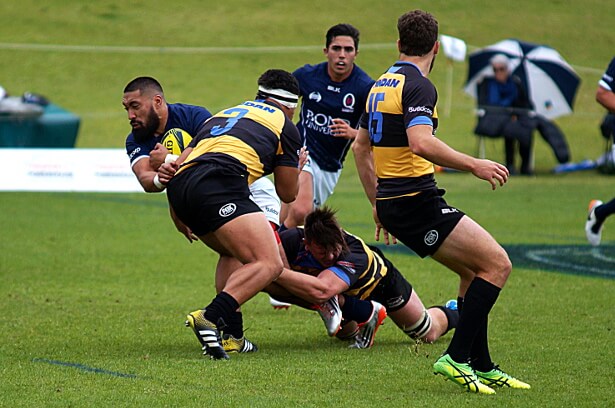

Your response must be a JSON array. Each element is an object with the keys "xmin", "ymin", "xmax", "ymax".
[
  {"xmin": 359, "ymin": 61, "xmax": 439, "ymax": 198},
  {"xmin": 280, "ymin": 227, "xmax": 388, "ymax": 300},
  {"xmin": 177, "ymin": 100, "xmax": 301, "ymax": 184}
]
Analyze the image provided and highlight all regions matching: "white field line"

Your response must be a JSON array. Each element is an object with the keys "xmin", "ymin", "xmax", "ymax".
[{"xmin": 0, "ymin": 42, "xmax": 602, "ymax": 74}]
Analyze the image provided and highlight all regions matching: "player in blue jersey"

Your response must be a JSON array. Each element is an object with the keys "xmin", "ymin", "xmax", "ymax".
[
  {"xmin": 353, "ymin": 10, "xmax": 528, "ymax": 394},
  {"xmin": 123, "ymin": 76, "xmax": 212, "ymax": 193},
  {"xmin": 157, "ymin": 69, "xmax": 304, "ymax": 360},
  {"xmin": 279, "ymin": 24, "xmax": 375, "ymax": 229}
]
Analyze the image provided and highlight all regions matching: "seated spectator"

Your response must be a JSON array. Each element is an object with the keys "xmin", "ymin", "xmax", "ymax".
[{"xmin": 474, "ymin": 54, "xmax": 570, "ymax": 175}]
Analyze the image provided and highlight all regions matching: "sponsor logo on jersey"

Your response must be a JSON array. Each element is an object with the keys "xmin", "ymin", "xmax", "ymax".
[
  {"xmin": 408, "ymin": 106, "xmax": 433, "ymax": 115},
  {"xmin": 219, "ymin": 203, "xmax": 237, "ymax": 217},
  {"xmin": 327, "ymin": 85, "xmax": 341, "ymax": 93},
  {"xmin": 128, "ymin": 147, "xmax": 141, "ymax": 160},
  {"xmin": 387, "ymin": 295, "xmax": 405, "ymax": 309},
  {"xmin": 303, "ymin": 109, "xmax": 350, "ymax": 135},
  {"xmin": 265, "ymin": 206, "xmax": 279, "ymax": 217},
  {"xmin": 342, "ymin": 93, "xmax": 356, "ymax": 113},
  {"xmin": 424, "ymin": 230, "xmax": 439, "ymax": 246},
  {"xmin": 441, "ymin": 208, "xmax": 459, "ymax": 214},
  {"xmin": 309, "ymin": 92, "xmax": 322, "ymax": 102}
]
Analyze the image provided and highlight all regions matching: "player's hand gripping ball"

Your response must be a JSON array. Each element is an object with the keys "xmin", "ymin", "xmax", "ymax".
[{"xmin": 160, "ymin": 128, "xmax": 193, "ymax": 155}]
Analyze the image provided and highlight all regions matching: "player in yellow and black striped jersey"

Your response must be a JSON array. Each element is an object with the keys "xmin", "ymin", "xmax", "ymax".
[
  {"xmin": 177, "ymin": 99, "xmax": 300, "ymax": 185},
  {"xmin": 359, "ymin": 62, "xmax": 440, "ymax": 197},
  {"xmin": 268, "ymin": 207, "xmax": 458, "ymax": 345},
  {"xmin": 353, "ymin": 10, "xmax": 529, "ymax": 393},
  {"xmin": 159, "ymin": 69, "xmax": 305, "ymax": 360}
]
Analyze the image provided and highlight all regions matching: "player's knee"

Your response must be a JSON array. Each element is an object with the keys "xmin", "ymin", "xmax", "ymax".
[{"xmin": 493, "ymin": 249, "xmax": 512, "ymax": 280}]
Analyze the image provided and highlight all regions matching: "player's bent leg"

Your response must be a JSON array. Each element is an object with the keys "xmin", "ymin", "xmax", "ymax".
[
  {"xmin": 432, "ymin": 216, "xmax": 512, "ymax": 289},
  {"xmin": 204, "ymin": 212, "xmax": 284, "ymax": 305}
]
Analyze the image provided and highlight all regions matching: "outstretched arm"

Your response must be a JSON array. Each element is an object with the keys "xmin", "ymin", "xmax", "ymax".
[{"xmin": 407, "ymin": 125, "xmax": 509, "ymax": 190}]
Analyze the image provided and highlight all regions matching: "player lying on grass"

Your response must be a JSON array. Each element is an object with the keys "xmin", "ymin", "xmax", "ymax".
[{"xmin": 266, "ymin": 206, "xmax": 459, "ymax": 348}]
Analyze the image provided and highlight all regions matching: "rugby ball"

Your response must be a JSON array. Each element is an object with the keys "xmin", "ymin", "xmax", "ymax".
[{"xmin": 160, "ymin": 128, "xmax": 193, "ymax": 155}]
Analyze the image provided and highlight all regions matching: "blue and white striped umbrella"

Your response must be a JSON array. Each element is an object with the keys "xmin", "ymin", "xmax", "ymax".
[{"xmin": 464, "ymin": 39, "xmax": 580, "ymax": 120}]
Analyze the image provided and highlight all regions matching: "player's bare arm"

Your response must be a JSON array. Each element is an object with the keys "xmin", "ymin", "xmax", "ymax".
[
  {"xmin": 275, "ymin": 268, "xmax": 348, "ymax": 304},
  {"xmin": 273, "ymin": 165, "xmax": 301, "ymax": 203},
  {"xmin": 169, "ymin": 205, "xmax": 198, "ymax": 243},
  {"xmin": 352, "ymin": 127, "xmax": 396, "ymax": 244},
  {"xmin": 407, "ymin": 125, "xmax": 509, "ymax": 190},
  {"xmin": 132, "ymin": 158, "xmax": 165, "ymax": 193}
]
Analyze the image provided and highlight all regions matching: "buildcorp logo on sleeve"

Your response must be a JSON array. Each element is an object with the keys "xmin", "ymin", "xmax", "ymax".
[{"xmin": 219, "ymin": 203, "xmax": 237, "ymax": 217}]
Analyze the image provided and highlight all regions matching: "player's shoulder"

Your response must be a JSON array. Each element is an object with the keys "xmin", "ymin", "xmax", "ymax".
[
  {"xmin": 168, "ymin": 102, "xmax": 210, "ymax": 115},
  {"xmin": 294, "ymin": 62, "xmax": 327, "ymax": 78}
]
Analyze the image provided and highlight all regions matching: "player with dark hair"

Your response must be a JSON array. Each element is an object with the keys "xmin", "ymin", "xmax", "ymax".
[
  {"xmin": 122, "ymin": 76, "xmax": 212, "ymax": 192},
  {"xmin": 352, "ymin": 10, "xmax": 529, "ymax": 393},
  {"xmin": 279, "ymin": 23, "xmax": 375, "ymax": 230},
  {"xmin": 158, "ymin": 69, "xmax": 305, "ymax": 360},
  {"xmin": 269, "ymin": 207, "xmax": 459, "ymax": 349}
]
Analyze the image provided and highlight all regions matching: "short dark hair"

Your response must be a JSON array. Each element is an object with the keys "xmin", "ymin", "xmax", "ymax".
[
  {"xmin": 256, "ymin": 69, "xmax": 300, "ymax": 99},
  {"xmin": 304, "ymin": 207, "xmax": 348, "ymax": 253},
  {"xmin": 397, "ymin": 10, "xmax": 438, "ymax": 57},
  {"xmin": 326, "ymin": 23, "xmax": 360, "ymax": 51},
  {"xmin": 123, "ymin": 76, "xmax": 164, "ymax": 95}
]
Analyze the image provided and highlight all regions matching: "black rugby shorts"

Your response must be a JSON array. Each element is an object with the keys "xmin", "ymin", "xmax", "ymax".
[
  {"xmin": 376, "ymin": 188, "xmax": 465, "ymax": 258},
  {"xmin": 167, "ymin": 164, "xmax": 262, "ymax": 236}
]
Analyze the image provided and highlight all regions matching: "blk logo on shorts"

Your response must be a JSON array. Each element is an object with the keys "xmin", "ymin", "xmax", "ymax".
[
  {"xmin": 424, "ymin": 230, "xmax": 439, "ymax": 246},
  {"xmin": 219, "ymin": 203, "xmax": 237, "ymax": 217}
]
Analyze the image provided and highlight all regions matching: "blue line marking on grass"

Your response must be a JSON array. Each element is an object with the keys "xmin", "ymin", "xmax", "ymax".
[
  {"xmin": 32, "ymin": 358, "xmax": 138, "ymax": 378},
  {"xmin": 372, "ymin": 243, "xmax": 615, "ymax": 280}
]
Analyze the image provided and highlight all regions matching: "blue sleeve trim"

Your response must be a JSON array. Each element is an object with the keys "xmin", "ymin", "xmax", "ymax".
[
  {"xmin": 328, "ymin": 266, "xmax": 351, "ymax": 286},
  {"xmin": 408, "ymin": 116, "xmax": 433, "ymax": 128}
]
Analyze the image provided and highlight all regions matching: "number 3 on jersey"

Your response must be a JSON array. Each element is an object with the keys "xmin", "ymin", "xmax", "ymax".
[
  {"xmin": 367, "ymin": 92, "xmax": 384, "ymax": 143},
  {"xmin": 210, "ymin": 107, "xmax": 249, "ymax": 136}
]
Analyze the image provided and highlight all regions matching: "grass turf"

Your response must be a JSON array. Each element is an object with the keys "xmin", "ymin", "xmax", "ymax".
[{"xmin": 1, "ymin": 0, "xmax": 614, "ymax": 406}]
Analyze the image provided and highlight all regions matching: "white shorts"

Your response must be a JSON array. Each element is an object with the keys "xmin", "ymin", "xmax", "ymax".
[
  {"xmin": 249, "ymin": 177, "xmax": 281, "ymax": 226},
  {"xmin": 302, "ymin": 158, "xmax": 342, "ymax": 208}
]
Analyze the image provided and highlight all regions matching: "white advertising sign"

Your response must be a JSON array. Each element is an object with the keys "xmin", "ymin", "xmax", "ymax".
[{"xmin": 2, "ymin": 148, "xmax": 143, "ymax": 192}]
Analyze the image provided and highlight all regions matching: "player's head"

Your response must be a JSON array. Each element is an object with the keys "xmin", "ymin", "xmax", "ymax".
[
  {"xmin": 256, "ymin": 69, "xmax": 300, "ymax": 119},
  {"xmin": 397, "ymin": 10, "xmax": 439, "ymax": 71},
  {"xmin": 324, "ymin": 23, "xmax": 360, "ymax": 81},
  {"xmin": 122, "ymin": 76, "xmax": 166, "ymax": 142},
  {"xmin": 304, "ymin": 207, "xmax": 348, "ymax": 268}
]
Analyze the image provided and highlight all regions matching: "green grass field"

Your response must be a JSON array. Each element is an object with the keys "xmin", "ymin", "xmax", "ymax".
[{"xmin": 1, "ymin": 1, "xmax": 614, "ymax": 406}]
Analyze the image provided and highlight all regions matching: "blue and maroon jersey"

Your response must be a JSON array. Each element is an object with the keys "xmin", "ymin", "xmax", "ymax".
[{"xmin": 293, "ymin": 62, "xmax": 374, "ymax": 171}]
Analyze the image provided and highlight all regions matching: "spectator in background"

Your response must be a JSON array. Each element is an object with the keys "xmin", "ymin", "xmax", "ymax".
[
  {"xmin": 585, "ymin": 57, "xmax": 615, "ymax": 246},
  {"xmin": 474, "ymin": 54, "xmax": 535, "ymax": 175},
  {"xmin": 474, "ymin": 54, "xmax": 571, "ymax": 174}
]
